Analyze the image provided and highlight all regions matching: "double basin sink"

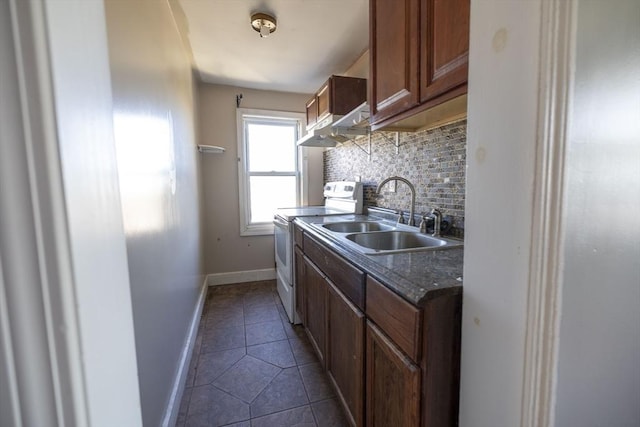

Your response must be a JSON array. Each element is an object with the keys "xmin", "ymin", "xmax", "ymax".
[{"xmin": 313, "ymin": 219, "xmax": 463, "ymax": 255}]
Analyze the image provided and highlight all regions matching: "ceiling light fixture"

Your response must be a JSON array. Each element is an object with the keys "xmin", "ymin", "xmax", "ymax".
[{"xmin": 251, "ymin": 13, "xmax": 277, "ymax": 38}]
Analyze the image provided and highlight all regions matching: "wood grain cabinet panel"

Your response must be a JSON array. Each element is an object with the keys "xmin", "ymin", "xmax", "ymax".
[
  {"xmin": 369, "ymin": 0, "xmax": 420, "ymax": 124},
  {"xmin": 303, "ymin": 234, "xmax": 365, "ymax": 311},
  {"xmin": 366, "ymin": 321, "xmax": 421, "ymax": 427},
  {"xmin": 305, "ymin": 75, "xmax": 367, "ymax": 130},
  {"xmin": 327, "ymin": 280, "xmax": 365, "ymax": 427},
  {"xmin": 306, "ymin": 97, "xmax": 318, "ymax": 130},
  {"xmin": 370, "ymin": 0, "xmax": 470, "ymax": 129},
  {"xmin": 294, "ymin": 223, "xmax": 304, "ymax": 249},
  {"xmin": 366, "ymin": 276, "xmax": 422, "ymax": 362},
  {"xmin": 303, "ymin": 256, "xmax": 327, "ymax": 367},
  {"xmin": 294, "ymin": 246, "xmax": 306, "ymax": 324},
  {"xmin": 316, "ymin": 82, "xmax": 331, "ymax": 122},
  {"xmin": 421, "ymin": 294, "xmax": 463, "ymax": 427},
  {"xmin": 420, "ymin": 0, "xmax": 470, "ymax": 102},
  {"xmin": 295, "ymin": 226, "xmax": 462, "ymax": 427}
]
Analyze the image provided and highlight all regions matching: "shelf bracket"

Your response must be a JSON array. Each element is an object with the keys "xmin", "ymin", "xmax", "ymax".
[
  {"xmin": 378, "ymin": 131, "xmax": 402, "ymax": 154},
  {"xmin": 342, "ymin": 132, "xmax": 372, "ymax": 162}
]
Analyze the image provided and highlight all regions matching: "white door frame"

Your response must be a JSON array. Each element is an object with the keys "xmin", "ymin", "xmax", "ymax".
[
  {"xmin": 521, "ymin": 0, "xmax": 576, "ymax": 425},
  {"xmin": 0, "ymin": 0, "xmax": 142, "ymax": 425}
]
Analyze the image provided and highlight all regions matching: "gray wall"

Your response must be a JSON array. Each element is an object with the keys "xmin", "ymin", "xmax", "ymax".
[
  {"xmin": 104, "ymin": 1, "xmax": 203, "ymax": 425},
  {"xmin": 555, "ymin": 0, "xmax": 640, "ymax": 424},
  {"xmin": 324, "ymin": 120, "xmax": 466, "ymax": 234},
  {"xmin": 197, "ymin": 84, "xmax": 323, "ymax": 274}
]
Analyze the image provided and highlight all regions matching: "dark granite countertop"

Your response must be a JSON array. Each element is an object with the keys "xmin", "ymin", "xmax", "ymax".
[{"xmin": 294, "ymin": 214, "xmax": 463, "ymax": 306}]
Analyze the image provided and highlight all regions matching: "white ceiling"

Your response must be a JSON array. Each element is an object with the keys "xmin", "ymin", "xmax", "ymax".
[{"xmin": 174, "ymin": 0, "xmax": 369, "ymax": 94}]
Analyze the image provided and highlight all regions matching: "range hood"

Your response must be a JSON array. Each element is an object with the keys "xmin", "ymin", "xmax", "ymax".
[
  {"xmin": 297, "ymin": 123, "xmax": 349, "ymax": 147},
  {"xmin": 297, "ymin": 103, "xmax": 370, "ymax": 147}
]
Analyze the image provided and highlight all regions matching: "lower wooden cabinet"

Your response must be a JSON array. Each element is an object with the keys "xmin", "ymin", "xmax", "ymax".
[
  {"xmin": 326, "ymin": 280, "xmax": 365, "ymax": 426},
  {"xmin": 294, "ymin": 247, "xmax": 306, "ymax": 324},
  {"xmin": 294, "ymin": 223, "xmax": 461, "ymax": 427},
  {"xmin": 366, "ymin": 321, "xmax": 421, "ymax": 427},
  {"xmin": 304, "ymin": 256, "xmax": 327, "ymax": 367}
]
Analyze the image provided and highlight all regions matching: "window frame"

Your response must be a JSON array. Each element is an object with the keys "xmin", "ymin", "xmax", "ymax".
[{"xmin": 237, "ymin": 108, "xmax": 306, "ymax": 236}]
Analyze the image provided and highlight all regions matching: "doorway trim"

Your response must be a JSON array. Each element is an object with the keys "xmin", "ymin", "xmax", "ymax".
[
  {"xmin": 521, "ymin": 0, "xmax": 576, "ymax": 425},
  {"xmin": 1, "ymin": 0, "xmax": 142, "ymax": 425}
]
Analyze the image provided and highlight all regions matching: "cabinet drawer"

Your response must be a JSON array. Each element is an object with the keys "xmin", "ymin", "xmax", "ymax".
[
  {"xmin": 303, "ymin": 234, "xmax": 365, "ymax": 311},
  {"xmin": 366, "ymin": 276, "xmax": 422, "ymax": 362},
  {"xmin": 294, "ymin": 223, "xmax": 304, "ymax": 249}
]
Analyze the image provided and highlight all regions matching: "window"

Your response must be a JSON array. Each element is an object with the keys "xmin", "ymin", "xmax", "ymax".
[{"xmin": 237, "ymin": 108, "xmax": 305, "ymax": 235}]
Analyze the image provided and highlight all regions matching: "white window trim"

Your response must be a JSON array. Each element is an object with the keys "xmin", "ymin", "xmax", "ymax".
[{"xmin": 237, "ymin": 108, "xmax": 306, "ymax": 236}]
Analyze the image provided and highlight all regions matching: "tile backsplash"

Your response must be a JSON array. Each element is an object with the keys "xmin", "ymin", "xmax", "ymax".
[{"xmin": 324, "ymin": 119, "xmax": 466, "ymax": 235}]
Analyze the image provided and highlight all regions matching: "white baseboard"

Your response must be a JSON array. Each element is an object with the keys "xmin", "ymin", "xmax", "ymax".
[
  {"xmin": 161, "ymin": 278, "xmax": 207, "ymax": 427},
  {"xmin": 206, "ymin": 268, "xmax": 276, "ymax": 286},
  {"xmin": 161, "ymin": 270, "xmax": 276, "ymax": 425}
]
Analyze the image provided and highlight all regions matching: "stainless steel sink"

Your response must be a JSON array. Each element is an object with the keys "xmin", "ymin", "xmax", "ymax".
[
  {"xmin": 312, "ymin": 217, "xmax": 463, "ymax": 255},
  {"xmin": 345, "ymin": 231, "xmax": 449, "ymax": 250},
  {"xmin": 320, "ymin": 221, "xmax": 396, "ymax": 233}
]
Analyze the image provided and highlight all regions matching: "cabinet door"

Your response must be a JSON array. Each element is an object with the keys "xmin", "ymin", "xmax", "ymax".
[
  {"xmin": 306, "ymin": 96, "xmax": 318, "ymax": 130},
  {"xmin": 420, "ymin": 0, "xmax": 470, "ymax": 102},
  {"xmin": 366, "ymin": 322, "xmax": 420, "ymax": 427},
  {"xmin": 316, "ymin": 81, "xmax": 331, "ymax": 122},
  {"xmin": 304, "ymin": 256, "xmax": 326, "ymax": 367},
  {"xmin": 370, "ymin": 0, "xmax": 420, "ymax": 125},
  {"xmin": 327, "ymin": 280, "xmax": 365, "ymax": 427},
  {"xmin": 294, "ymin": 247, "xmax": 306, "ymax": 324}
]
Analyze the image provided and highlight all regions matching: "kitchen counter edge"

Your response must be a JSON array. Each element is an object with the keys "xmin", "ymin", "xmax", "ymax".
[{"xmin": 293, "ymin": 215, "xmax": 463, "ymax": 306}]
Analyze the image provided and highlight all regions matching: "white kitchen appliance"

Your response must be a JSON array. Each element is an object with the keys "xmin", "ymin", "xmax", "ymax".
[{"xmin": 274, "ymin": 181, "xmax": 363, "ymax": 323}]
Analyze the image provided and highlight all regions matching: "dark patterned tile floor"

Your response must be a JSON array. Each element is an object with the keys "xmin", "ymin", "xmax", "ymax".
[{"xmin": 176, "ymin": 280, "xmax": 349, "ymax": 427}]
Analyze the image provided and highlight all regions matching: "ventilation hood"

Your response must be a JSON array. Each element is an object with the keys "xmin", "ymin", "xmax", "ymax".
[
  {"xmin": 297, "ymin": 123, "xmax": 349, "ymax": 147},
  {"xmin": 297, "ymin": 102, "xmax": 370, "ymax": 147}
]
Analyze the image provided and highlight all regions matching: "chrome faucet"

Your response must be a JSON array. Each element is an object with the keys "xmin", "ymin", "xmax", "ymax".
[
  {"xmin": 376, "ymin": 176, "xmax": 416, "ymax": 226},
  {"xmin": 430, "ymin": 208, "xmax": 442, "ymax": 237},
  {"xmin": 419, "ymin": 214, "xmax": 430, "ymax": 233}
]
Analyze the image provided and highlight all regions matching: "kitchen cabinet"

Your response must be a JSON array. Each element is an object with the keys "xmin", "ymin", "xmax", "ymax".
[
  {"xmin": 296, "ymin": 226, "xmax": 366, "ymax": 426},
  {"xmin": 303, "ymin": 232, "xmax": 365, "ymax": 310},
  {"xmin": 366, "ymin": 275, "xmax": 422, "ymax": 362},
  {"xmin": 305, "ymin": 97, "xmax": 318, "ymax": 129},
  {"xmin": 369, "ymin": 0, "xmax": 470, "ymax": 130},
  {"xmin": 293, "ymin": 221, "xmax": 461, "ymax": 427},
  {"xmin": 305, "ymin": 75, "xmax": 367, "ymax": 130},
  {"xmin": 366, "ymin": 321, "xmax": 421, "ymax": 427},
  {"xmin": 419, "ymin": 0, "xmax": 470, "ymax": 103},
  {"xmin": 326, "ymin": 279, "xmax": 365, "ymax": 427},
  {"xmin": 294, "ymin": 247, "xmax": 306, "ymax": 324},
  {"xmin": 303, "ymin": 256, "xmax": 327, "ymax": 367}
]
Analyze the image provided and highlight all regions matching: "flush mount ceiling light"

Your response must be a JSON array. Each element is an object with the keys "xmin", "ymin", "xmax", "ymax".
[{"xmin": 251, "ymin": 13, "xmax": 277, "ymax": 38}]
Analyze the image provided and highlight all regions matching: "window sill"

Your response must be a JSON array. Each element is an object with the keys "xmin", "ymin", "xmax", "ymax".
[{"xmin": 240, "ymin": 223, "xmax": 275, "ymax": 236}]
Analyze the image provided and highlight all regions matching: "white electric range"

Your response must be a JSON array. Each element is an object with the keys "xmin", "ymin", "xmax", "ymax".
[{"xmin": 273, "ymin": 181, "xmax": 363, "ymax": 323}]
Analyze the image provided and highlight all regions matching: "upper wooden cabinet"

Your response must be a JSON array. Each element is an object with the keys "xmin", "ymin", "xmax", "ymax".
[
  {"xmin": 305, "ymin": 97, "xmax": 318, "ymax": 130},
  {"xmin": 305, "ymin": 75, "xmax": 367, "ymax": 130},
  {"xmin": 369, "ymin": 0, "xmax": 420, "ymax": 126},
  {"xmin": 370, "ymin": 0, "xmax": 470, "ymax": 130},
  {"xmin": 420, "ymin": 0, "xmax": 470, "ymax": 102}
]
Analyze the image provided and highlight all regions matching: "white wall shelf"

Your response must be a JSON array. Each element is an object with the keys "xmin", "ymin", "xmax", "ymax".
[{"xmin": 197, "ymin": 145, "xmax": 225, "ymax": 154}]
